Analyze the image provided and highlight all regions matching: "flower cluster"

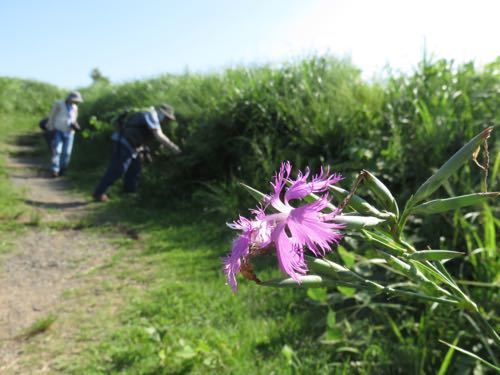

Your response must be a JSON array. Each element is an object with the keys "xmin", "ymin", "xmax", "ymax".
[{"xmin": 224, "ymin": 162, "xmax": 345, "ymax": 292}]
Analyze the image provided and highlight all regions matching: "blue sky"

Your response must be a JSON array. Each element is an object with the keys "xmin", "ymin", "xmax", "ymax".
[{"xmin": 1, "ymin": 0, "xmax": 498, "ymax": 88}]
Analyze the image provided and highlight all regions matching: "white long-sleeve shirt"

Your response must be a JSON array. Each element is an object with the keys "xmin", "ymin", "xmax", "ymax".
[{"xmin": 47, "ymin": 100, "xmax": 78, "ymax": 132}]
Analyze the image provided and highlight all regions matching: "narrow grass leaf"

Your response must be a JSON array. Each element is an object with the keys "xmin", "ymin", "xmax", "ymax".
[
  {"xmin": 437, "ymin": 335, "xmax": 461, "ymax": 375},
  {"xmin": 482, "ymin": 204, "xmax": 497, "ymax": 257},
  {"xmin": 491, "ymin": 150, "xmax": 500, "ymax": 183},
  {"xmin": 409, "ymin": 260, "xmax": 451, "ymax": 286},
  {"xmin": 439, "ymin": 340, "xmax": 500, "ymax": 372},
  {"xmin": 411, "ymin": 193, "xmax": 499, "ymax": 215},
  {"xmin": 412, "ymin": 127, "xmax": 493, "ymax": 204},
  {"xmin": 408, "ymin": 250, "xmax": 464, "ymax": 261},
  {"xmin": 240, "ymin": 183, "xmax": 266, "ymax": 202},
  {"xmin": 329, "ymin": 185, "xmax": 392, "ymax": 218},
  {"xmin": 384, "ymin": 313, "xmax": 405, "ymax": 343},
  {"xmin": 362, "ymin": 170, "xmax": 399, "ymax": 217},
  {"xmin": 362, "ymin": 230, "xmax": 406, "ymax": 255}
]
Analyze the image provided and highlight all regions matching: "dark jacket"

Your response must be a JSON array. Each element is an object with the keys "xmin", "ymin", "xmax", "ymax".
[{"xmin": 121, "ymin": 112, "xmax": 156, "ymax": 148}]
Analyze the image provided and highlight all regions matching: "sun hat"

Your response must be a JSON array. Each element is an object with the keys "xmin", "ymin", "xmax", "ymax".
[
  {"xmin": 156, "ymin": 104, "xmax": 176, "ymax": 121},
  {"xmin": 66, "ymin": 91, "xmax": 84, "ymax": 103}
]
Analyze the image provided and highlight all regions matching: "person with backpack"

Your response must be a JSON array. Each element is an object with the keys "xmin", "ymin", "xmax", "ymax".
[
  {"xmin": 92, "ymin": 104, "xmax": 181, "ymax": 202},
  {"xmin": 46, "ymin": 91, "xmax": 83, "ymax": 177}
]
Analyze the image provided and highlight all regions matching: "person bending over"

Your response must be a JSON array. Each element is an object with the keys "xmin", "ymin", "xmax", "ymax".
[{"xmin": 92, "ymin": 104, "xmax": 181, "ymax": 202}]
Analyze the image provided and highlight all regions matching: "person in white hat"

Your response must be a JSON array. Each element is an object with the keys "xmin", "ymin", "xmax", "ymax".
[{"xmin": 46, "ymin": 91, "xmax": 83, "ymax": 177}]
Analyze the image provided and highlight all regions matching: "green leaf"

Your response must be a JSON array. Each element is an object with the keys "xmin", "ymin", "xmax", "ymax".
[
  {"xmin": 329, "ymin": 185, "xmax": 393, "ymax": 219},
  {"xmin": 307, "ymin": 287, "xmax": 328, "ymax": 302},
  {"xmin": 326, "ymin": 309, "xmax": 336, "ymax": 328},
  {"xmin": 362, "ymin": 170, "xmax": 399, "ymax": 217},
  {"xmin": 362, "ymin": 230, "xmax": 406, "ymax": 255},
  {"xmin": 336, "ymin": 347, "xmax": 360, "ymax": 354},
  {"xmin": 260, "ymin": 275, "xmax": 336, "ymax": 288},
  {"xmin": 409, "ymin": 260, "xmax": 450, "ymax": 284},
  {"xmin": 437, "ymin": 335, "xmax": 460, "ymax": 375},
  {"xmin": 412, "ymin": 127, "xmax": 493, "ymax": 204},
  {"xmin": 338, "ymin": 246, "xmax": 356, "ymax": 267},
  {"xmin": 483, "ymin": 204, "xmax": 497, "ymax": 257},
  {"xmin": 332, "ymin": 215, "xmax": 386, "ymax": 229},
  {"xmin": 260, "ymin": 275, "xmax": 361, "ymax": 289},
  {"xmin": 240, "ymin": 183, "xmax": 266, "ymax": 202},
  {"xmin": 376, "ymin": 251, "xmax": 411, "ymax": 274},
  {"xmin": 439, "ymin": 340, "xmax": 500, "ymax": 372},
  {"xmin": 281, "ymin": 345, "xmax": 295, "ymax": 365},
  {"xmin": 385, "ymin": 313, "xmax": 404, "ymax": 343},
  {"xmin": 337, "ymin": 286, "xmax": 356, "ymax": 297},
  {"xmin": 176, "ymin": 345, "xmax": 197, "ymax": 360},
  {"xmin": 305, "ymin": 256, "xmax": 361, "ymax": 282},
  {"xmin": 411, "ymin": 193, "xmax": 499, "ymax": 215},
  {"xmin": 322, "ymin": 327, "xmax": 343, "ymax": 343},
  {"xmin": 408, "ymin": 250, "xmax": 464, "ymax": 261}
]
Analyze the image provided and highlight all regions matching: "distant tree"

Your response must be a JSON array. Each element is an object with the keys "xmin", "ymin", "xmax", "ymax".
[{"xmin": 90, "ymin": 68, "xmax": 110, "ymax": 84}]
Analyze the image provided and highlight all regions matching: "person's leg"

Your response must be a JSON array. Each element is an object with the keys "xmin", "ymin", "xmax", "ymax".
[
  {"xmin": 43, "ymin": 130, "xmax": 53, "ymax": 151},
  {"xmin": 60, "ymin": 131, "xmax": 75, "ymax": 173},
  {"xmin": 93, "ymin": 143, "xmax": 133, "ymax": 197},
  {"xmin": 123, "ymin": 157, "xmax": 142, "ymax": 193},
  {"xmin": 51, "ymin": 130, "xmax": 63, "ymax": 175}
]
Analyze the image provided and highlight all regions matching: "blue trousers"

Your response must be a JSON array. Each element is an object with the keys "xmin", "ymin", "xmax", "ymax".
[
  {"xmin": 93, "ymin": 141, "xmax": 141, "ymax": 196},
  {"xmin": 51, "ymin": 130, "xmax": 74, "ymax": 173}
]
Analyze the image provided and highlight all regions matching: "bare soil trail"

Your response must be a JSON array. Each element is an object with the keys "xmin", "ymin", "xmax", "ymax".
[{"xmin": 0, "ymin": 137, "xmax": 120, "ymax": 373}]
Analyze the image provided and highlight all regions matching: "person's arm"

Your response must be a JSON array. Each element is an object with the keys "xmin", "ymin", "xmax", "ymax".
[
  {"xmin": 152, "ymin": 128, "xmax": 181, "ymax": 154},
  {"xmin": 144, "ymin": 110, "xmax": 181, "ymax": 154}
]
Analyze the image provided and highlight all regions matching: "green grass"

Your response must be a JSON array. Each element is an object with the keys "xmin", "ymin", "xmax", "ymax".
[
  {"xmin": 56, "ymin": 202, "xmax": 325, "ymax": 374},
  {"xmin": 18, "ymin": 314, "xmax": 58, "ymax": 340}
]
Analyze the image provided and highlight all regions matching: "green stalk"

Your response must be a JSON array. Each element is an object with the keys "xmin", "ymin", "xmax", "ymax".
[
  {"xmin": 261, "ymin": 274, "xmax": 458, "ymax": 305},
  {"xmin": 396, "ymin": 196, "xmax": 416, "ymax": 238},
  {"xmin": 305, "ymin": 256, "xmax": 457, "ymax": 305},
  {"xmin": 379, "ymin": 286, "xmax": 459, "ymax": 305}
]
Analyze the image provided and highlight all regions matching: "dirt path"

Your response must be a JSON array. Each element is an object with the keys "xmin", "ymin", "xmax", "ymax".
[{"xmin": 0, "ymin": 141, "xmax": 118, "ymax": 372}]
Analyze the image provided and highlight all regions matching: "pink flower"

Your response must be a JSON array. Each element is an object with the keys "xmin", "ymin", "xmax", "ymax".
[
  {"xmin": 264, "ymin": 162, "xmax": 344, "ymax": 280},
  {"xmin": 223, "ymin": 211, "xmax": 272, "ymax": 292},
  {"xmin": 224, "ymin": 162, "xmax": 344, "ymax": 292}
]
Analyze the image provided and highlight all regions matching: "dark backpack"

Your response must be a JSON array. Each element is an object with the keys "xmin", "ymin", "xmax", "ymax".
[
  {"xmin": 114, "ymin": 109, "xmax": 132, "ymax": 131},
  {"xmin": 39, "ymin": 117, "xmax": 49, "ymax": 131}
]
